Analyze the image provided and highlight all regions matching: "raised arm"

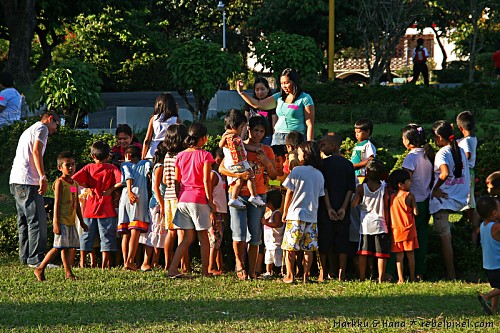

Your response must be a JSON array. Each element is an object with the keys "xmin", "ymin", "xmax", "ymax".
[{"xmin": 237, "ymin": 80, "xmax": 277, "ymax": 110}]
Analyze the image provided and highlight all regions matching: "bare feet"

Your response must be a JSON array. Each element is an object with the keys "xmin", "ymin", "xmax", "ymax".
[
  {"xmin": 124, "ymin": 263, "xmax": 138, "ymax": 271},
  {"xmin": 397, "ymin": 280, "xmax": 404, "ymax": 285},
  {"xmin": 283, "ymin": 276, "xmax": 294, "ymax": 284},
  {"xmin": 209, "ymin": 269, "xmax": 223, "ymax": 276},
  {"xmin": 303, "ymin": 276, "xmax": 311, "ymax": 284},
  {"xmin": 236, "ymin": 268, "xmax": 247, "ymax": 281},
  {"xmin": 34, "ymin": 268, "xmax": 45, "ymax": 282},
  {"xmin": 140, "ymin": 264, "xmax": 152, "ymax": 272},
  {"xmin": 66, "ymin": 274, "xmax": 77, "ymax": 280}
]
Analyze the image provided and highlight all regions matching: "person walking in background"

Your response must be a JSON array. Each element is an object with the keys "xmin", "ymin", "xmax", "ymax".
[
  {"xmin": 0, "ymin": 71, "xmax": 22, "ymax": 127},
  {"xmin": 10, "ymin": 111, "xmax": 60, "ymax": 267},
  {"xmin": 410, "ymin": 38, "xmax": 430, "ymax": 86}
]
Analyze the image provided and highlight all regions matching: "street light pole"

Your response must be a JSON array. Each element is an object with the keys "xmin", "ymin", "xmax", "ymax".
[{"xmin": 217, "ymin": 1, "xmax": 226, "ymax": 50}]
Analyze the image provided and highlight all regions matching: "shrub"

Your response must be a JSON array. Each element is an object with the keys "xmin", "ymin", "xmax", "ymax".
[
  {"xmin": 409, "ymin": 94, "xmax": 446, "ymax": 124},
  {"xmin": 0, "ymin": 215, "xmax": 18, "ymax": 255}
]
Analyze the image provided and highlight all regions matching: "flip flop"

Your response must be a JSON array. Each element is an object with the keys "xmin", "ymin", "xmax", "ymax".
[
  {"xmin": 169, "ymin": 273, "xmax": 188, "ymax": 279},
  {"xmin": 477, "ymin": 293, "xmax": 493, "ymax": 315}
]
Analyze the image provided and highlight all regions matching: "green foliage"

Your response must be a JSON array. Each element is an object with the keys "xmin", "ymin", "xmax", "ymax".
[
  {"xmin": 166, "ymin": 39, "xmax": 241, "ymax": 121},
  {"xmin": 254, "ymin": 32, "xmax": 324, "ymax": 83},
  {"xmin": 474, "ymin": 139, "xmax": 500, "ymax": 196},
  {"xmin": 0, "ymin": 215, "xmax": 17, "ymax": 255},
  {"xmin": 408, "ymin": 94, "xmax": 447, "ymax": 124},
  {"xmin": 476, "ymin": 52, "xmax": 495, "ymax": 80},
  {"xmin": 29, "ymin": 59, "xmax": 103, "ymax": 128}
]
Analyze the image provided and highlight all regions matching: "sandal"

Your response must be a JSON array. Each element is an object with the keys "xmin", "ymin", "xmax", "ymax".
[
  {"xmin": 235, "ymin": 268, "xmax": 247, "ymax": 281},
  {"xmin": 477, "ymin": 293, "xmax": 493, "ymax": 315}
]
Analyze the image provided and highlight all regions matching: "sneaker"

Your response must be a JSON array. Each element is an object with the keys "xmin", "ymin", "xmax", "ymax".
[
  {"xmin": 27, "ymin": 263, "xmax": 40, "ymax": 268},
  {"xmin": 228, "ymin": 198, "xmax": 246, "ymax": 210},
  {"xmin": 47, "ymin": 263, "xmax": 60, "ymax": 269},
  {"xmin": 248, "ymin": 196, "xmax": 266, "ymax": 207},
  {"xmin": 28, "ymin": 263, "xmax": 60, "ymax": 269},
  {"xmin": 262, "ymin": 272, "xmax": 273, "ymax": 279}
]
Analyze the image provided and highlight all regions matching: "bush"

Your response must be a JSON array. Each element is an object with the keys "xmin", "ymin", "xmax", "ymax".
[
  {"xmin": 0, "ymin": 215, "xmax": 18, "ymax": 255},
  {"xmin": 432, "ymin": 69, "xmax": 467, "ymax": 83},
  {"xmin": 409, "ymin": 94, "xmax": 446, "ymax": 124}
]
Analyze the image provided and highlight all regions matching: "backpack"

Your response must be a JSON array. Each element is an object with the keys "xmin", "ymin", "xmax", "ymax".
[{"xmin": 414, "ymin": 47, "xmax": 427, "ymax": 64}]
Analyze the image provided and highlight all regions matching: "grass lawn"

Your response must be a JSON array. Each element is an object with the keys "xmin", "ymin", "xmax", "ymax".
[{"xmin": 0, "ymin": 257, "xmax": 498, "ymax": 332}]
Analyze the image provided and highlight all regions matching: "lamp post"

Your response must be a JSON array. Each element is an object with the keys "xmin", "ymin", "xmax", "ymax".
[{"xmin": 217, "ymin": 1, "xmax": 226, "ymax": 51}]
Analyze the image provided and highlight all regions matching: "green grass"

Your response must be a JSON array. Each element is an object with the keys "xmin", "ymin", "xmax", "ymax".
[{"xmin": 0, "ymin": 258, "xmax": 497, "ymax": 332}]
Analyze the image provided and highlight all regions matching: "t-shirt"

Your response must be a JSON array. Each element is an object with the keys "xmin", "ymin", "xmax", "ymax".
[
  {"xmin": 9, "ymin": 121, "xmax": 48, "ymax": 186},
  {"xmin": 457, "ymin": 136, "xmax": 477, "ymax": 169},
  {"xmin": 283, "ymin": 165, "xmax": 325, "ymax": 223},
  {"xmin": 359, "ymin": 182, "xmax": 388, "ymax": 235},
  {"xmin": 223, "ymin": 133, "xmax": 247, "ymax": 165},
  {"xmin": 350, "ymin": 139, "xmax": 376, "ymax": 177},
  {"xmin": 273, "ymin": 92, "xmax": 314, "ymax": 135},
  {"xmin": 243, "ymin": 104, "xmax": 276, "ymax": 137},
  {"xmin": 236, "ymin": 144, "xmax": 275, "ymax": 196},
  {"xmin": 72, "ymin": 163, "xmax": 122, "ymax": 218},
  {"xmin": 0, "ymin": 87, "xmax": 22, "ymax": 126},
  {"xmin": 163, "ymin": 152, "xmax": 178, "ymax": 200},
  {"xmin": 402, "ymin": 148, "xmax": 433, "ymax": 202},
  {"xmin": 429, "ymin": 146, "xmax": 470, "ymax": 214},
  {"xmin": 263, "ymin": 209, "xmax": 284, "ymax": 250},
  {"xmin": 53, "ymin": 178, "xmax": 79, "ymax": 227},
  {"xmin": 119, "ymin": 159, "xmax": 152, "ymax": 223},
  {"xmin": 176, "ymin": 149, "xmax": 214, "ymax": 204}
]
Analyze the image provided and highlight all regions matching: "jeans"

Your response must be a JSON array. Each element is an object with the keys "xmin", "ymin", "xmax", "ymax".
[
  {"xmin": 10, "ymin": 184, "xmax": 47, "ymax": 265},
  {"xmin": 229, "ymin": 194, "xmax": 266, "ymax": 245},
  {"xmin": 81, "ymin": 217, "xmax": 118, "ymax": 252}
]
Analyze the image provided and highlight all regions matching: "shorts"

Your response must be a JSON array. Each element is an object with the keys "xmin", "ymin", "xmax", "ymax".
[
  {"xmin": 486, "ymin": 268, "xmax": 500, "ymax": 289},
  {"xmin": 433, "ymin": 210, "xmax": 451, "ymax": 236},
  {"xmin": 209, "ymin": 213, "xmax": 226, "ymax": 249},
  {"xmin": 173, "ymin": 202, "xmax": 211, "ymax": 231},
  {"xmin": 281, "ymin": 220, "xmax": 318, "ymax": 252},
  {"xmin": 229, "ymin": 195, "xmax": 266, "ymax": 245},
  {"xmin": 392, "ymin": 236, "xmax": 419, "ymax": 253},
  {"xmin": 265, "ymin": 248, "xmax": 283, "ymax": 267},
  {"xmin": 357, "ymin": 233, "xmax": 390, "ymax": 258},
  {"xmin": 117, "ymin": 221, "xmax": 148, "ymax": 233},
  {"xmin": 53, "ymin": 224, "xmax": 80, "ymax": 249},
  {"xmin": 164, "ymin": 198, "xmax": 178, "ymax": 230},
  {"xmin": 80, "ymin": 217, "xmax": 117, "ymax": 252},
  {"xmin": 318, "ymin": 213, "xmax": 350, "ymax": 254}
]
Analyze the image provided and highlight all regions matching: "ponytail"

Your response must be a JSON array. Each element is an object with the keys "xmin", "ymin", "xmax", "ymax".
[
  {"xmin": 184, "ymin": 122, "xmax": 208, "ymax": 148},
  {"xmin": 449, "ymin": 139, "xmax": 463, "ymax": 179},
  {"xmin": 432, "ymin": 120, "xmax": 463, "ymax": 179},
  {"xmin": 423, "ymin": 143, "xmax": 435, "ymax": 189}
]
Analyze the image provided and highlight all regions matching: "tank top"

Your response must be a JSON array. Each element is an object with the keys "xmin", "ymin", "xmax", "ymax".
[
  {"xmin": 360, "ymin": 182, "xmax": 388, "ymax": 235},
  {"xmin": 146, "ymin": 115, "xmax": 177, "ymax": 158},
  {"xmin": 263, "ymin": 210, "xmax": 284, "ymax": 250},
  {"xmin": 52, "ymin": 178, "xmax": 79, "ymax": 226},
  {"xmin": 480, "ymin": 222, "xmax": 500, "ymax": 270},
  {"xmin": 211, "ymin": 170, "xmax": 228, "ymax": 214}
]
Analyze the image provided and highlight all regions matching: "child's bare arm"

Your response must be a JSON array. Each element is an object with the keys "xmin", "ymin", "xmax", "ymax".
[
  {"xmin": 282, "ymin": 189, "xmax": 293, "ymax": 223},
  {"xmin": 337, "ymin": 190, "xmax": 354, "ymax": 221},
  {"xmin": 491, "ymin": 223, "xmax": 500, "ymax": 242},
  {"xmin": 218, "ymin": 132, "xmax": 229, "ymax": 148},
  {"xmin": 408, "ymin": 192, "xmax": 418, "ymax": 216},
  {"xmin": 324, "ymin": 191, "xmax": 337, "ymax": 220},
  {"xmin": 351, "ymin": 185, "xmax": 363, "ymax": 208},
  {"xmin": 203, "ymin": 161, "xmax": 216, "ymax": 212},
  {"xmin": 52, "ymin": 179, "xmax": 62, "ymax": 235},
  {"xmin": 75, "ymin": 195, "xmax": 88, "ymax": 232},
  {"xmin": 384, "ymin": 189, "xmax": 391, "ymax": 228},
  {"xmin": 126, "ymin": 179, "xmax": 137, "ymax": 204},
  {"xmin": 102, "ymin": 182, "xmax": 123, "ymax": 196},
  {"xmin": 352, "ymin": 155, "xmax": 374, "ymax": 170},
  {"xmin": 266, "ymin": 210, "xmax": 283, "ymax": 228},
  {"xmin": 153, "ymin": 165, "xmax": 165, "ymax": 216}
]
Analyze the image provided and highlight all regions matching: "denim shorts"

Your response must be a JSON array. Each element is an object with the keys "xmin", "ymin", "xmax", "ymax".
[
  {"xmin": 229, "ymin": 194, "xmax": 266, "ymax": 245},
  {"xmin": 80, "ymin": 217, "xmax": 118, "ymax": 252}
]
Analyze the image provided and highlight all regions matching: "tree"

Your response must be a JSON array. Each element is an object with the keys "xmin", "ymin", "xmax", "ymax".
[
  {"xmin": 0, "ymin": 0, "xmax": 36, "ymax": 87},
  {"xmin": 166, "ymin": 39, "xmax": 241, "ymax": 122},
  {"xmin": 253, "ymin": 32, "xmax": 324, "ymax": 83},
  {"xmin": 357, "ymin": 0, "xmax": 425, "ymax": 85}
]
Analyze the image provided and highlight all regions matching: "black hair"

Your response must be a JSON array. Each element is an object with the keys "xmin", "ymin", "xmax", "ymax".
[
  {"xmin": 253, "ymin": 77, "xmax": 272, "ymax": 99},
  {"xmin": 115, "ymin": 124, "xmax": 139, "ymax": 144},
  {"xmin": 355, "ymin": 118, "xmax": 373, "ymax": 136},
  {"xmin": 476, "ymin": 196, "xmax": 498, "ymax": 220},
  {"xmin": 224, "ymin": 109, "xmax": 247, "ymax": 130},
  {"xmin": 298, "ymin": 141, "xmax": 322, "ymax": 169},
  {"xmin": 211, "ymin": 147, "xmax": 224, "ymax": 160},
  {"xmin": 365, "ymin": 158, "xmax": 386, "ymax": 183},
  {"xmin": 164, "ymin": 123, "xmax": 188, "ymax": 154},
  {"xmin": 271, "ymin": 145, "xmax": 287, "ymax": 158},
  {"xmin": 280, "ymin": 68, "xmax": 303, "ymax": 103},
  {"xmin": 402, "ymin": 123, "xmax": 435, "ymax": 188},
  {"xmin": 0, "ymin": 72, "xmax": 14, "ymax": 87},
  {"xmin": 91, "ymin": 140, "xmax": 111, "ymax": 162},
  {"xmin": 153, "ymin": 142, "xmax": 167, "ymax": 166},
  {"xmin": 285, "ymin": 131, "xmax": 304, "ymax": 149},
  {"xmin": 153, "ymin": 92, "xmax": 178, "ymax": 122},
  {"xmin": 486, "ymin": 171, "xmax": 500, "ymax": 189},
  {"xmin": 416, "ymin": 37, "xmax": 424, "ymax": 49},
  {"xmin": 432, "ymin": 120, "xmax": 463, "ymax": 179},
  {"xmin": 456, "ymin": 111, "xmax": 475, "ymax": 131},
  {"xmin": 40, "ymin": 111, "xmax": 60, "ymax": 122},
  {"xmin": 57, "ymin": 151, "xmax": 75, "ymax": 167},
  {"xmin": 388, "ymin": 169, "xmax": 411, "ymax": 191},
  {"xmin": 185, "ymin": 122, "xmax": 207, "ymax": 148},
  {"xmin": 125, "ymin": 145, "xmax": 141, "ymax": 159},
  {"xmin": 266, "ymin": 189, "xmax": 282, "ymax": 209},
  {"xmin": 248, "ymin": 115, "xmax": 268, "ymax": 130}
]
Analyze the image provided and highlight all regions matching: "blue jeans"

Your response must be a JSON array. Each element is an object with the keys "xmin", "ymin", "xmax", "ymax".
[
  {"xmin": 229, "ymin": 194, "xmax": 266, "ymax": 245},
  {"xmin": 10, "ymin": 184, "xmax": 47, "ymax": 265},
  {"xmin": 81, "ymin": 218, "xmax": 118, "ymax": 252}
]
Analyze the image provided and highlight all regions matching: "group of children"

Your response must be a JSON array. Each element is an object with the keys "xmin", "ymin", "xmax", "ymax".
[{"xmin": 31, "ymin": 103, "xmax": 500, "ymax": 315}]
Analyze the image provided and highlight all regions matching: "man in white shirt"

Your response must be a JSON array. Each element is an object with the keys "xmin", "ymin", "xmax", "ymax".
[
  {"xmin": 9, "ymin": 111, "xmax": 60, "ymax": 267},
  {"xmin": 0, "ymin": 72, "xmax": 22, "ymax": 127}
]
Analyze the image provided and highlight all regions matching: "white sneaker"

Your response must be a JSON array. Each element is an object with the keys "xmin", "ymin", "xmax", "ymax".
[
  {"xmin": 248, "ymin": 196, "xmax": 266, "ymax": 207},
  {"xmin": 228, "ymin": 198, "xmax": 246, "ymax": 210},
  {"xmin": 27, "ymin": 263, "xmax": 40, "ymax": 268},
  {"xmin": 28, "ymin": 263, "xmax": 59, "ymax": 268},
  {"xmin": 47, "ymin": 263, "xmax": 60, "ymax": 269}
]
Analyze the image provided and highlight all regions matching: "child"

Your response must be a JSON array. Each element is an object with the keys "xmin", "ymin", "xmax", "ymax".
[
  {"xmin": 486, "ymin": 171, "xmax": 500, "ymax": 197},
  {"xmin": 456, "ymin": 111, "xmax": 480, "ymax": 242},
  {"xmin": 281, "ymin": 141, "xmax": 325, "ymax": 284},
  {"xmin": 117, "ymin": 145, "xmax": 153, "ymax": 271},
  {"xmin": 352, "ymin": 159, "xmax": 389, "ymax": 283},
  {"xmin": 167, "ymin": 122, "xmax": 215, "ymax": 278},
  {"xmin": 262, "ymin": 189, "xmax": 284, "ymax": 278},
  {"xmin": 111, "ymin": 124, "xmax": 142, "ymax": 164},
  {"xmin": 283, "ymin": 131, "xmax": 304, "ymax": 174},
  {"xmin": 388, "ymin": 169, "xmax": 419, "ymax": 283},
  {"xmin": 73, "ymin": 141, "xmax": 122, "ymax": 268},
  {"xmin": 139, "ymin": 143, "xmax": 168, "ymax": 271},
  {"xmin": 142, "ymin": 92, "xmax": 182, "ymax": 159},
  {"xmin": 208, "ymin": 148, "xmax": 228, "ymax": 275},
  {"xmin": 430, "ymin": 120, "xmax": 470, "ymax": 280},
  {"xmin": 163, "ymin": 123, "xmax": 188, "ymax": 270},
  {"xmin": 34, "ymin": 152, "xmax": 88, "ymax": 281},
  {"xmin": 318, "ymin": 132, "xmax": 356, "ymax": 281},
  {"xmin": 220, "ymin": 109, "xmax": 265, "ymax": 209},
  {"xmin": 351, "ymin": 118, "xmax": 376, "ymax": 185},
  {"xmin": 476, "ymin": 196, "xmax": 500, "ymax": 315}
]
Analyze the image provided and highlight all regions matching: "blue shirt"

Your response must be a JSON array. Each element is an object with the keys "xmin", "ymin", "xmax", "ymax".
[{"xmin": 273, "ymin": 92, "xmax": 314, "ymax": 134}]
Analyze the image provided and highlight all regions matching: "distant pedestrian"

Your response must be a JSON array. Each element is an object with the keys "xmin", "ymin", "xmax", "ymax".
[
  {"xmin": 493, "ymin": 48, "xmax": 500, "ymax": 80},
  {"xmin": 0, "ymin": 71, "xmax": 22, "ymax": 127},
  {"xmin": 410, "ymin": 38, "xmax": 430, "ymax": 86}
]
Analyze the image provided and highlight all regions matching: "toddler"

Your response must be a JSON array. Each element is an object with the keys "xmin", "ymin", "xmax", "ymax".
[{"xmin": 262, "ymin": 189, "xmax": 284, "ymax": 278}]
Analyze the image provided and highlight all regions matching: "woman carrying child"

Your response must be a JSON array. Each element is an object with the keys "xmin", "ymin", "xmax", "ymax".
[
  {"xmin": 430, "ymin": 120, "xmax": 470, "ymax": 280},
  {"xmin": 219, "ymin": 116, "xmax": 278, "ymax": 280}
]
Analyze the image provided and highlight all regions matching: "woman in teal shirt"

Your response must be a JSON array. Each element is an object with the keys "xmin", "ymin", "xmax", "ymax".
[{"xmin": 237, "ymin": 68, "xmax": 315, "ymax": 145}]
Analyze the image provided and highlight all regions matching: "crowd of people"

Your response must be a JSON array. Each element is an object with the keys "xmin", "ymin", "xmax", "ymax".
[{"xmin": 7, "ymin": 68, "xmax": 500, "ymax": 316}]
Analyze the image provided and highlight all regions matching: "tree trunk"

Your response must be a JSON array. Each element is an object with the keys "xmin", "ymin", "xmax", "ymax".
[
  {"xmin": 431, "ymin": 26, "xmax": 448, "ymax": 70},
  {"xmin": 0, "ymin": 0, "xmax": 37, "ymax": 87}
]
